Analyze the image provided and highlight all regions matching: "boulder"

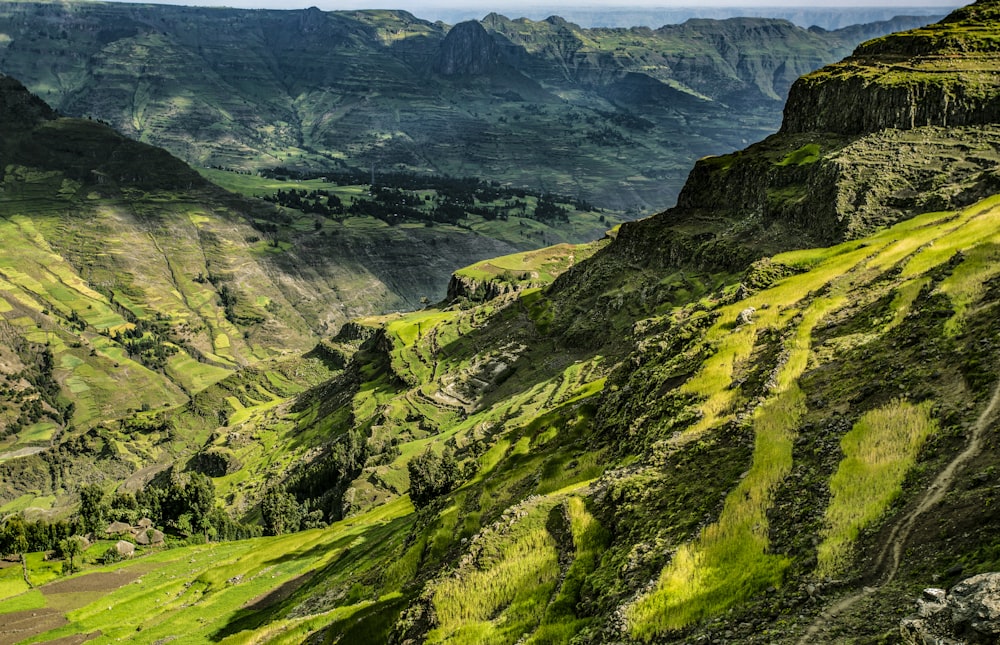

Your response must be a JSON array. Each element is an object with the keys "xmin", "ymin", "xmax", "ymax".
[
  {"xmin": 737, "ymin": 306, "xmax": 756, "ymax": 326},
  {"xmin": 901, "ymin": 573, "xmax": 1000, "ymax": 644}
]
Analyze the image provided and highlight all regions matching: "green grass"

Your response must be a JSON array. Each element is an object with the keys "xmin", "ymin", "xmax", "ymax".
[
  {"xmin": 817, "ymin": 400, "xmax": 937, "ymax": 575},
  {"xmin": 24, "ymin": 497, "xmax": 415, "ymax": 644},
  {"xmin": 777, "ymin": 143, "xmax": 821, "ymax": 166},
  {"xmin": 0, "ymin": 564, "xmax": 31, "ymax": 602},
  {"xmin": 427, "ymin": 500, "xmax": 561, "ymax": 645},
  {"xmin": 630, "ymin": 296, "xmax": 842, "ymax": 638}
]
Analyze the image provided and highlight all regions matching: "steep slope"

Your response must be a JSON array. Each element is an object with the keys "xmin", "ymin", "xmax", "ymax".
[
  {"xmin": 5, "ymin": 4, "xmax": 1000, "ymax": 645},
  {"xmin": 0, "ymin": 1, "xmax": 935, "ymax": 211},
  {"xmin": 0, "ymin": 74, "xmax": 521, "ymax": 512}
]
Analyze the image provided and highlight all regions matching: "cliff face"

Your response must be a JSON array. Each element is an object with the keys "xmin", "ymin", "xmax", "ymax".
[
  {"xmin": 546, "ymin": 0, "xmax": 1000, "ymax": 349},
  {"xmin": 781, "ymin": 0, "xmax": 1000, "ymax": 135},
  {"xmin": 433, "ymin": 20, "xmax": 503, "ymax": 75}
]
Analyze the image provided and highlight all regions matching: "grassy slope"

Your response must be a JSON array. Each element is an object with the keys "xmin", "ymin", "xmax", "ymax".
[
  {"xmin": 9, "ymin": 192, "xmax": 1000, "ymax": 644},
  {"xmin": 196, "ymin": 167, "xmax": 620, "ymax": 249}
]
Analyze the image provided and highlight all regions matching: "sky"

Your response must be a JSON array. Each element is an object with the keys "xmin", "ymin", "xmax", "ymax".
[{"xmin": 101, "ymin": 0, "xmax": 961, "ymax": 9}]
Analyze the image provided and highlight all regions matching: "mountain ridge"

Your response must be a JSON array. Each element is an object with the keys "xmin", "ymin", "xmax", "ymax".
[{"xmin": 0, "ymin": 1, "xmax": 940, "ymax": 211}]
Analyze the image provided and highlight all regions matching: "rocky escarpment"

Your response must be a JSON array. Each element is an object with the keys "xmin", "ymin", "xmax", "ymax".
[
  {"xmin": 433, "ymin": 20, "xmax": 503, "ymax": 76},
  {"xmin": 446, "ymin": 273, "xmax": 531, "ymax": 303},
  {"xmin": 544, "ymin": 0, "xmax": 1000, "ymax": 351},
  {"xmin": 782, "ymin": 0, "xmax": 1000, "ymax": 135}
]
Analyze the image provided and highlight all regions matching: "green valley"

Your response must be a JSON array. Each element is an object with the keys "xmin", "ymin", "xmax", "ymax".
[{"xmin": 3, "ymin": 1, "xmax": 1000, "ymax": 644}]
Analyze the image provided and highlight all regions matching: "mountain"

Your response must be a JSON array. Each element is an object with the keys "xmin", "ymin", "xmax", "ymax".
[
  {"xmin": 419, "ymin": 6, "xmax": 955, "ymax": 31},
  {"xmin": 0, "ymin": 2, "xmax": 937, "ymax": 212},
  {"xmin": 5, "ymin": 2, "xmax": 1000, "ymax": 644},
  {"xmin": 0, "ymin": 72, "xmax": 535, "ymax": 492}
]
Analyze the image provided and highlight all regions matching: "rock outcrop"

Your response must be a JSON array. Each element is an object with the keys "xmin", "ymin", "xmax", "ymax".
[
  {"xmin": 901, "ymin": 573, "xmax": 1000, "ymax": 644},
  {"xmin": 782, "ymin": 0, "xmax": 1000, "ymax": 135},
  {"xmin": 434, "ymin": 21, "xmax": 503, "ymax": 76}
]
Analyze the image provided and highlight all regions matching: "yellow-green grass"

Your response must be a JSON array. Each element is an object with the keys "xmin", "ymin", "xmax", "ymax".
[
  {"xmin": 678, "ymin": 199, "xmax": 1000, "ymax": 442},
  {"xmin": 455, "ymin": 240, "xmax": 606, "ymax": 286},
  {"xmin": 630, "ymin": 296, "xmax": 842, "ymax": 638},
  {"xmin": 777, "ymin": 143, "xmax": 821, "ymax": 166},
  {"xmin": 939, "ymin": 242, "xmax": 1000, "ymax": 336},
  {"xmin": 900, "ymin": 196, "xmax": 1000, "ymax": 278},
  {"xmin": 0, "ymin": 564, "xmax": 31, "ymax": 603},
  {"xmin": 0, "ymin": 587, "xmax": 45, "ymax": 612},
  {"xmin": 14, "ymin": 421, "xmax": 57, "ymax": 446},
  {"xmin": 527, "ymin": 496, "xmax": 609, "ymax": 645},
  {"xmin": 0, "ymin": 494, "xmax": 57, "ymax": 514},
  {"xmin": 24, "ymin": 551, "xmax": 63, "ymax": 587},
  {"xmin": 23, "ymin": 496, "xmax": 415, "ymax": 644},
  {"xmin": 165, "ymin": 354, "xmax": 233, "ymax": 394},
  {"xmin": 384, "ymin": 309, "xmax": 460, "ymax": 347},
  {"xmin": 426, "ymin": 499, "xmax": 561, "ymax": 645},
  {"xmin": 817, "ymin": 400, "xmax": 937, "ymax": 575}
]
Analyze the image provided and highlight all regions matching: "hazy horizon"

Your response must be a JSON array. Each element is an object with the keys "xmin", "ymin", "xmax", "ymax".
[{"xmin": 94, "ymin": 0, "xmax": 963, "ymax": 29}]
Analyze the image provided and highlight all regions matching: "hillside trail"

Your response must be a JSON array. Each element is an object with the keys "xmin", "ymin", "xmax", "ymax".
[{"xmin": 795, "ymin": 373, "xmax": 1000, "ymax": 644}]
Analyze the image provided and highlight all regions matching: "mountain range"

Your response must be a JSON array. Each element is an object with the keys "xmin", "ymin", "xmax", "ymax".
[
  {"xmin": 2, "ymin": 1, "xmax": 1000, "ymax": 644},
  {"xmin": 0, "ymin": 2, "xmax": 938, "ymax": 211}
]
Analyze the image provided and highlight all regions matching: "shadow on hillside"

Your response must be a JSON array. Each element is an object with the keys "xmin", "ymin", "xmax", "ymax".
[{"xmin": 210, "ymin": 513, "xmax": 413, "ymax": 641}]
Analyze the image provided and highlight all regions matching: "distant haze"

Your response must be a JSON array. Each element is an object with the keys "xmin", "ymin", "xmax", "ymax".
[{"xmin": 100, "ymin": 1, "xmax": 963, "ymax": 29}]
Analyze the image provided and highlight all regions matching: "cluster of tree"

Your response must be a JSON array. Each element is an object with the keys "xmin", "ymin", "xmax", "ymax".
[
  {"xmin": 407, "ymin": 447, "xmax": 461, "ymax": 508},
  {"xmin": 264, "ymin": 188, "xmax": 343, "ymax": 217},
  {"xmin": 259, "ymin": 486, "xmax": 326, "ymax": 536},
  {"xmin": 110, "ymin": 325, "xmax": 178, "ymax": 371},
  {"xmin": 585, "ymin": 125, "xmax": 633, "ymax": 147},
  {"xmin": 79, "ymin": 473, "xmax": 259, "ymax": 543},
  {"xmin": 1, "ymin": 339, "xmax": 73, "ymax": 437},
  {"xmin": 260, "ymin": 167, "xmax": 597, "ymax": 214},
  {"xmin": 533, "ymin": 195, "xmax": 571, "ymax": 223},
  {"xmin": 0, "ymin": 515, "xmax": 83, "ymax": 558},
  {"xmin": 593, "ymin": 109, "xmax": 655, "ymax": 132}
]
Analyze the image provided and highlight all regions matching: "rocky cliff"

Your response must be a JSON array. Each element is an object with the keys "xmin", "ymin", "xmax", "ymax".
[
  {"xmin": 782, "ymin": 0, "xmax": 1000, "ymax": 135},
  {"xmin": 433, "ymin": 20, "xmax": 502, "ymax": 76}
]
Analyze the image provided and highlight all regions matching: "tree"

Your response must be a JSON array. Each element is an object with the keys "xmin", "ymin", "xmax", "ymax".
[
  {"xmin": 407, "ymin": 447, "xmax": 460, "ymax": 508},
  {"xmin": 59, "ymin": 535, "xmax": 86, "ymax": 573},
  {"xmin": 261, "ymin": 487, "xmax": 302, "ymax": 536},
  {"xmin": 78, "ymin": 484, "xmax": 106, "ymax": 534},
  {"xmin": 0, "ymin": 516, "xmax": 28, "ymax": 560},
  {"xmin": 185, "ymin": 473, "xmax": 215, "ymax": 542}
]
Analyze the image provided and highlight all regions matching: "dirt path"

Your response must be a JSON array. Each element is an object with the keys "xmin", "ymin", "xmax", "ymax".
[
  {"xmin": 0, "ymin": 446, "xmax": 46, "ymax": 461},
  {"xmin": 796, "ymin": 375, "xmax": 1000, "ymax": 644}
]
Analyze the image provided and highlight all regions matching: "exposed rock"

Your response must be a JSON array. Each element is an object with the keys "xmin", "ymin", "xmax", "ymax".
[
  {"xmin": 187, "ymin": 447, "xmax": 243, "ymax": 477},
  {"xmin": 901, "ymin": 573, "xmax": 1000, "ymax": 644},
  {"xmin": 434, "ymin": 21, "xmax": 502, "ymax": 76},
  {"xmin": 782, "ymin": 2, "xmax": 1000, "ymax": 136},
  {"xmin": 446, "ymin": 273, "xmax": 527, "ymax": 303},
  {"xmin": 737, "ymin": 307, "xmax": 757, "ymax": 326}
]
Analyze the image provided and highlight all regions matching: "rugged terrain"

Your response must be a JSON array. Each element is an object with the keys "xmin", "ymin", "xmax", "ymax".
[
  {"xmin": 3, "ymin": 2, "xmax": 1000, "ymax": 645},
  {"xmin": 0, "ymin": 1, "xmax": 935, "ymax": 211}
]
